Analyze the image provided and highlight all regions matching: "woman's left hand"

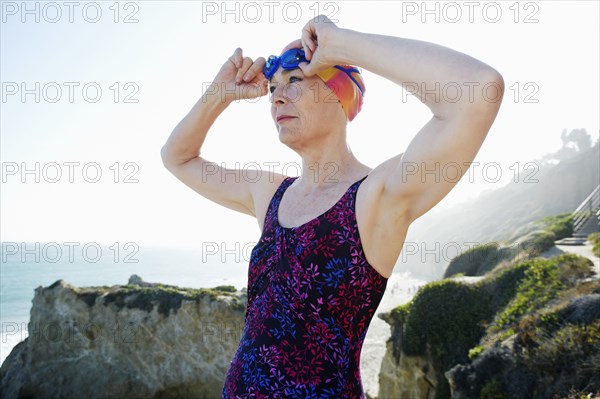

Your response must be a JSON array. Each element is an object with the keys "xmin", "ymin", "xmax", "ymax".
[{"xmin": 280, "ymin": 14, "xmax": 342, "ymax": 77}]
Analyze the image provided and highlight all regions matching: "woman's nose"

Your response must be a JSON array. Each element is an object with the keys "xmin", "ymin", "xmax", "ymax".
[
  {"xmin": 269, "ymin": 84, "xmax": 286, "ymax": 104},
  {"xmin": 270, "ymin": 84, "xmax": 301, "ymax": 104}
]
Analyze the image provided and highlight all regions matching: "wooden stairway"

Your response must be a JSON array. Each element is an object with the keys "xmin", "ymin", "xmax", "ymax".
[{"xmin": 555, "ymin": 184, "xmax": 600, "ymax": 245}]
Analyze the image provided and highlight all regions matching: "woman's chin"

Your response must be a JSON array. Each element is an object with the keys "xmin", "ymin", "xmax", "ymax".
[
  {"xmin": 277, "ymin": 128, "xmax": 301, "ymax": 146},
  {"xmin": 277, "ymin": 126, "xmax": 295, "ymax": 137}
]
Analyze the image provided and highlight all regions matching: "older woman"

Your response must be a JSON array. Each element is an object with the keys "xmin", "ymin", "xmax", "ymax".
[{"xmin": 161, "ymin": 14, "xmax": 504, "ymax": 399}]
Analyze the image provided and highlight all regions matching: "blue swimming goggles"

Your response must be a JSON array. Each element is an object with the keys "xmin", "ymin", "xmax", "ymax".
[
  {"xmin": 263, "ymin": 48, "xmax": 308, "ymax": 79},
  {"xmin": 263, "ymin": 48, "xmax": 364, "ymax": 95}
]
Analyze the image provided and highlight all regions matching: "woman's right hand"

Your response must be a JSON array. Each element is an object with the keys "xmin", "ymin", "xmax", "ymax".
[{"xmin": 209, "ymin": 48, "xmax": 269, "ymax": 103}]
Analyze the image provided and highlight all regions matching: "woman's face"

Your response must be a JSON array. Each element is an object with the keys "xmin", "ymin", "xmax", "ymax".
[{"xmin": 268, "ymin": 67, "xmax": 346, "ymax": 149}]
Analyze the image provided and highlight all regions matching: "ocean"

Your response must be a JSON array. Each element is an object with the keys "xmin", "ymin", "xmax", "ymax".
[{"xmin": 0, "ymin": 243, "xmax": 425, "ymax": 397}]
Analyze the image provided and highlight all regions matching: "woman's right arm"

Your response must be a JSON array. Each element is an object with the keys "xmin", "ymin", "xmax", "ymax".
[{"xmin": 160, "ymin": 48, "xmax": 273, "ymax": 218}]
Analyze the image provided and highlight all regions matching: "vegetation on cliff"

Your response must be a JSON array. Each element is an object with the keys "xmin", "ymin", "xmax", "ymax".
[
  {"xmin": 444, "ymin": 212, "xmax": 574, "ymax": 279},
  {"xmin": 64, "ymin": 280, "xmax": 245, "ymax": 317},
  {"xmin": 385, "ymin": 213, "xmax": 599, "ymax": 398}
]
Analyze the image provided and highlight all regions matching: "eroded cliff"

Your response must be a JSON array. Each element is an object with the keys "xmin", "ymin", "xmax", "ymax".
[{"xmin": 0, "ymin": 275, "xmax": 247, "ymax": 399}]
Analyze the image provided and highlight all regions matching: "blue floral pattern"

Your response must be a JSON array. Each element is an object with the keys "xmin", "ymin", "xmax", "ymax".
[{"xmin": 222, "ymin": 175, "xmax": 388, "ymax": 398}]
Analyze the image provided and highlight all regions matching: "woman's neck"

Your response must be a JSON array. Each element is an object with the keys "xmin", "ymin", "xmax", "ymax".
[{"xmin": 294, "ymin": 148, "xmax": 370, "ymax": 192}]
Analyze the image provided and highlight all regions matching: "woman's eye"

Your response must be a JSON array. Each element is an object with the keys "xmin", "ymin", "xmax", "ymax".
[{"xmin": 269, "ymin": 77, "xmax": 301, "ymax": 94}]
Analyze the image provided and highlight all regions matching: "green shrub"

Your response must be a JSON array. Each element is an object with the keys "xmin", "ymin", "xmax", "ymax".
[
  {"xmin": 388, "ymin": 302, "xmax": 410, "ymax": 325},
  {"xmin": 482, "ymin": 261, "xmax": 530, "ymax": 313},
  {"xmin": 587, "ymin": 232, "xmax": 600, "ymax": 245},
  {"xmin": 521, "ymin": 230, "xmax": 556, "ymax": 256},
  {"xmin": 589, "ymin": 232, "xmax": 600, "ymax": 257},
  {"xmin": 212, "ymin": 285, "xmax": 237, "ymax": 292},
  {"xmin": 543, "ymin": 213, "xmax": 574, "ymax": 240},
  {"xmin": 480, "ymin": 379, "xmax": 509, "ymax": 399},
  {"xmin": 444, "ymin": 242, "xmax": 506, "ymax": 278},
  {"xmin": 524, "ymin": 320, "xmax": 600, "ymax": 374},
  {"xmin": 490, "ymin": 257, "xmax": 565, "ymax": 333},
  {"xmin": 103, "ymin": 283, "xmax": 241, "ymax": 316},
  {"xmin": 402, "ymin": 280, "xmax": 491, "ymax": 369},
  {"xmin": 468, "ymin": 345, "xmax": 485, "ymax": 360}
]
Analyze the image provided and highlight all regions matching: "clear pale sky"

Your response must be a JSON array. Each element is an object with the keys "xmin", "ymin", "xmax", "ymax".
[{"xmin": 1, "ymin": 1, "xmax": 598, "ymax": 251}]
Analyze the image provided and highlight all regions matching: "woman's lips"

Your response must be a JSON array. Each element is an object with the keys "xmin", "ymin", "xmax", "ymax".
[{"xmin": 277, "ymin": 116, "xmax": 296, "ymax": 123}]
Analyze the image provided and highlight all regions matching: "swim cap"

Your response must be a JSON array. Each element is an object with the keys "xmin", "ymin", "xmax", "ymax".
[
  {"xmin": 264, "ymin": 47, "xmax": 366, "ymax": 122},
  {"xmin": 316, "ymin": 65, "xmax": 365, "ymax": 122}
]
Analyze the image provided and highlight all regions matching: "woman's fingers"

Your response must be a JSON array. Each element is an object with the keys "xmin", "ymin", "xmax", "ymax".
[
  {"xmin": 235, "ymin": 57, "xmax": 254, "ymax": 83},
  {"xmin": 301, "ymin": 26, "xmax": 316, "ymax": 59},
  {"xmin": 241, "ymin": 57, "xmax": 266, "ymax": 83},
  {"xmin": 231, "ymin": 47, "xmax": 243, "ymax": 68},
  {"xmin": 215, "ymin": 48, "xmax": 269, "ymax": 100},
  {"xmin": 235, "ymin": 57, "xmax": 267, "ymax": 84}
]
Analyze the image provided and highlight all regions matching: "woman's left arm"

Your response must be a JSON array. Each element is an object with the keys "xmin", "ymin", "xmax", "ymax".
[{"xmin": 290, "ymin": 15, "xmax": 505, "ymax": 223}]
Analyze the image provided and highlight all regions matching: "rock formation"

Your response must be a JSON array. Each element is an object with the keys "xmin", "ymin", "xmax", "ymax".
[
  {"xmin": 376, "ymin": 323, "xmax": 438, "ymax": 399},
  {"xmin": 0, "ymin": 276, "xmax": 247, "ymax": 399}
]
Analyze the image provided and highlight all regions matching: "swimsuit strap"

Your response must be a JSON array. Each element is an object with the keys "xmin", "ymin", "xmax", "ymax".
[
  {"xmin": 348, "ymin": 174, "xmax": 369, "ymax": 205},
  {"xmin": 262, "ymin": 176, "xmax": 298, "ymax": 232}
]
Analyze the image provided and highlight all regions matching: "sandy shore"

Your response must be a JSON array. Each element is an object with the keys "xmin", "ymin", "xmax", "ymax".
[{"xmin": 360, "ymin": 271, "xmax": 428, "ymax": 399}]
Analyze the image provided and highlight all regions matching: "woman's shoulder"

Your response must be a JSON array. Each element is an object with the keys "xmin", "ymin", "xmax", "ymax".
[
  {"xmin": 250, "ymin": 171, "xmax": 295, "ymax": 230},
  {"xmin": 252, "ymin": 171, "xmax": 294, "ymax": 194}
]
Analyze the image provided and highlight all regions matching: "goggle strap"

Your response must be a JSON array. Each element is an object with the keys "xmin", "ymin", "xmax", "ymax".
[{"xmin": 333, "ymin": 65, "xmax": 365, "ymax": 95}]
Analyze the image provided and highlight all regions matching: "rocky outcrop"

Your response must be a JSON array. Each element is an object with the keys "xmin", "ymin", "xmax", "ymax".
[
  {"xmin": 377, "ymin": 253, "xmax": 600, "ymax": 399},
  {"xmin": 0, "ymin": 275, "xmax": 247, "ymax": 399},
  {"xmin": 376, "ymin": 330, "xmax": 438, "ymax": 399},
  {"xmin": 445, "ymin": 290, "xmax": 600, "ymax": 399},
  {"xmin": 377, "ymin": 297, "xmax": 439, "ymax": 399}
]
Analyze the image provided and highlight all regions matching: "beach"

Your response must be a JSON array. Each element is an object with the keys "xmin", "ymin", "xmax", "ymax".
[{"xmin": 360, "ymin": 271, "xmax": 426, "ymax": 398}]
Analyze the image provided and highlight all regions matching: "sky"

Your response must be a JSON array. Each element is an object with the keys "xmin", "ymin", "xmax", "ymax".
[{"xmin": 1, "ymin": 0, "xmax": 599, "ymax": 253}]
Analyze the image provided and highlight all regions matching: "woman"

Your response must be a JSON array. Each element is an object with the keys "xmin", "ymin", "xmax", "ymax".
[{"xmin": 161, "ymin": 15, "xmax": 504, "ymax": 399}]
